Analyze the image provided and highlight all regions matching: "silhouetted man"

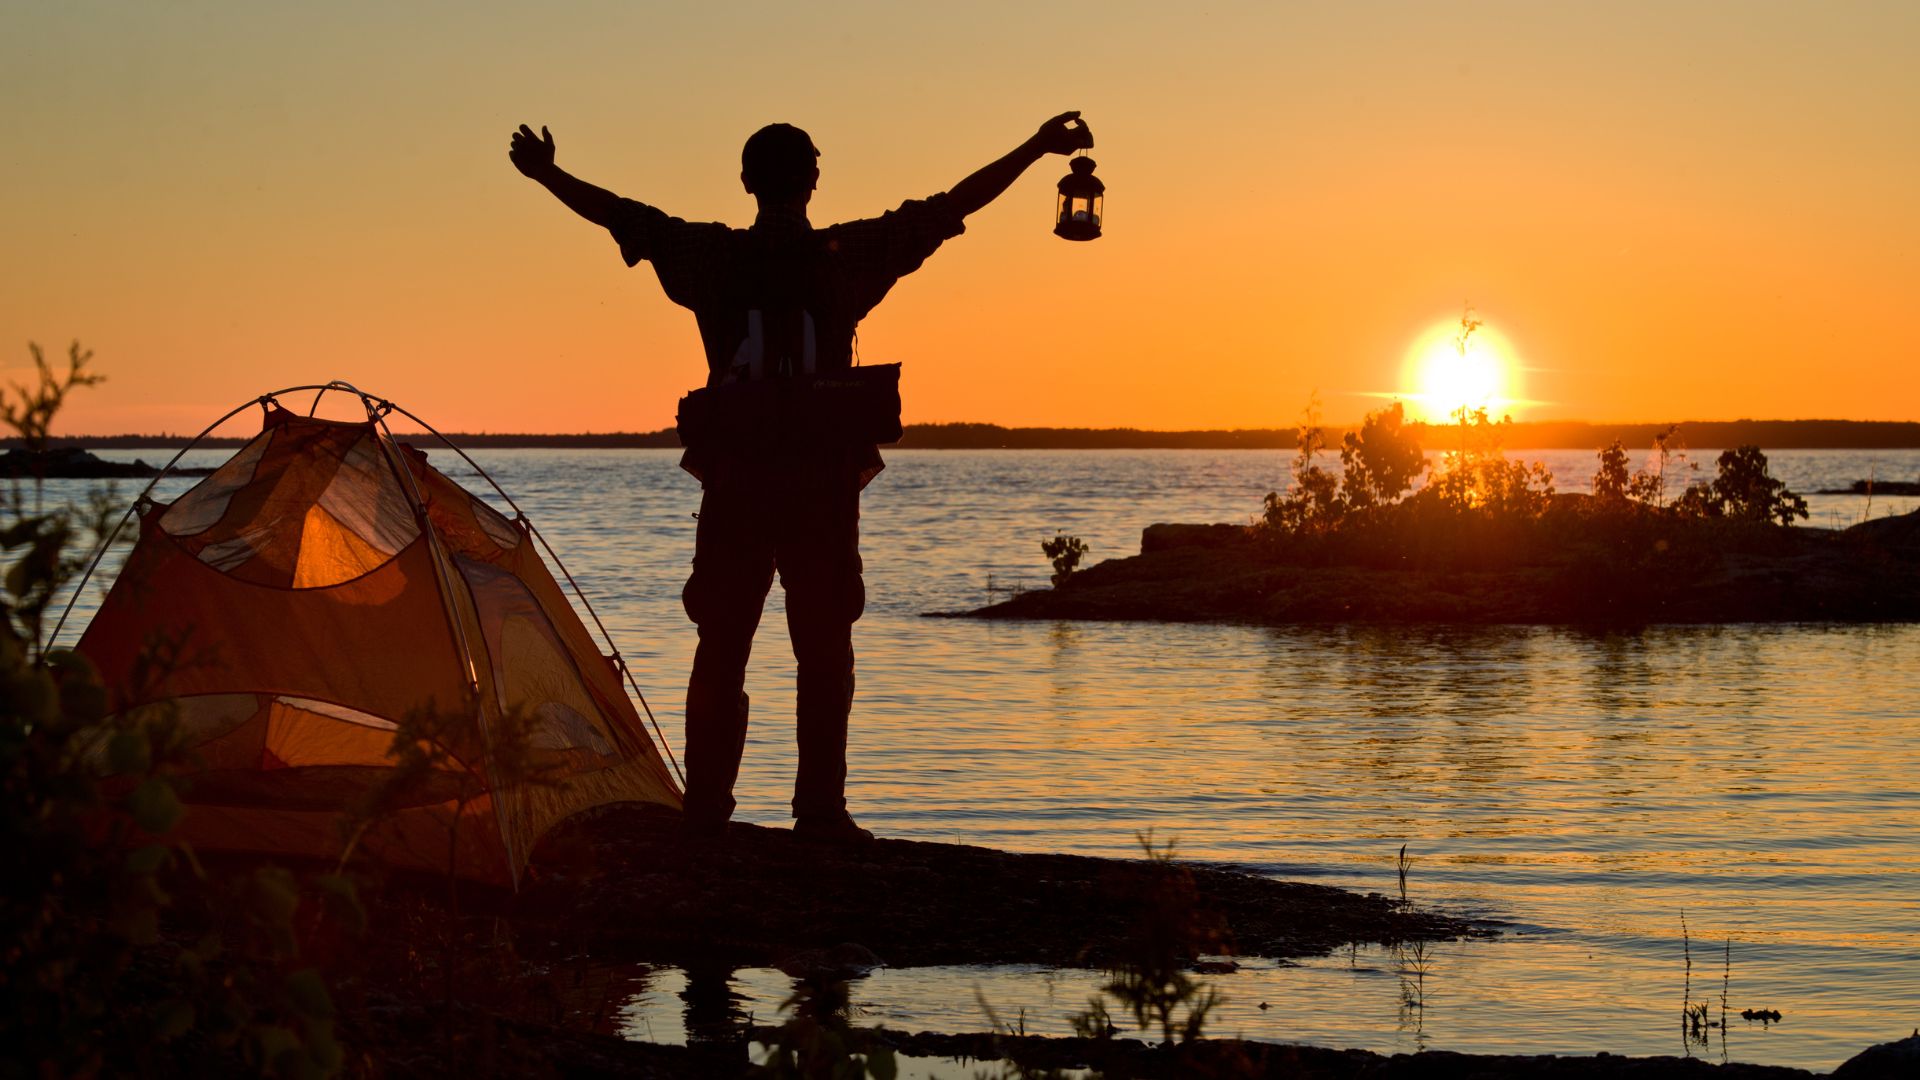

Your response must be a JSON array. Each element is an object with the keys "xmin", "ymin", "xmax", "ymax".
[{"xmin": 510, "ymin": 112, "xmax": 1093, "ymax": 843}]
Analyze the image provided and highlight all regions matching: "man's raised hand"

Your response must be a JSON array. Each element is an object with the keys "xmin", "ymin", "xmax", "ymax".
[
  {"xmin": 1032, "ymin": 111, "xmax": 1094, "ymax": 156},
  {"xmin": 510, "ymin": 124, "xmax": 557, "ymax": 179}
]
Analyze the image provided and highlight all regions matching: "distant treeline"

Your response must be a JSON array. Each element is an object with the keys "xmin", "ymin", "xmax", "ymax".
[
  {"xmin": 898, "ymin": 420, "xmax": 1920, "ymax": 449},
  {"xmin": 34, "ymin": 431, "xmax": 684, "ymax": 450},
  {"xmin": 30, "ymin": 418, "xmax": 1920, "ymax": 451}
]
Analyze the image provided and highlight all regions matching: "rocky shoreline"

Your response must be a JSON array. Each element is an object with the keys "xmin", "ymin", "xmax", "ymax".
[
  {"xmin": 346, "ymin": 1016, "xmax": 1920, "ymax": 1078},
  {"xmin": 1815, "ymin": 479, "xmax": 1920, "ymax": 496},
  {"xmin": 511, "ymin": 805, "xmax": 1482, "ymax": 969},
  {"xmin": 329, "ymin": 805, "xmax": 1493, "ymax": 1075},
  {"xmin": 327, "ymin": 807, "xmax": 1917, "ymax": 1077},
  {"xmin": 750, "ymin": 1028, "xmax": 1920, "ymax": 1078},
  {"xmin": 962, "ymin": 509, "xmax": 1920, "ymax": 626}
]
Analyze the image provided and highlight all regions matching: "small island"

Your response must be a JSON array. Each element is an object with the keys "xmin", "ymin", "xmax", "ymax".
[
  {"xmin": 968, "ymin": 409, "xmax": 1920, "ymax": 626},
  {"xmin": 0, "ymin": 446, "xmax": 214, "ymax": 480}
]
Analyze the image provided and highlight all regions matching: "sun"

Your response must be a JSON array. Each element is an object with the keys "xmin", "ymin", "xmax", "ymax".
[{"xmin": 1400, "ymin": 315, "xmax": 1525, "ymax": 423}]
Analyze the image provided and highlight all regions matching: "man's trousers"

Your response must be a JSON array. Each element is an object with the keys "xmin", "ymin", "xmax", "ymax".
[{"xmin": 680, "ymin": 457, "xmax": 864, "ymax": 826}]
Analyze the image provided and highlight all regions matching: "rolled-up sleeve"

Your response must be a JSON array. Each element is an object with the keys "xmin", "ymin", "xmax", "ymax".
[
  {"xmin": 832, "ymin": 193, "xmax": 967, "ymax": 281},
  {"xmin": 607, "ymin": 198, "xmax": 731, "ymax": 310},
  {"xmin": 608, "ymin": 198, "xmax": 669, "ymax": 268},
  {"xmin": 872, "ymin": 193, "xmax": 967, "ymax": 277}
]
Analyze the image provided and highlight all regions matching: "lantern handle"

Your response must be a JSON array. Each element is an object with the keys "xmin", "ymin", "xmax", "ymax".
[{"xmin": 1065, "ymin": 116, "xmax": 1094, "ymax": 153}]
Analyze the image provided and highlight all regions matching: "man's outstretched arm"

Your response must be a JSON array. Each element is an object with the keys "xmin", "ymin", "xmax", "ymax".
[
  {"xmin": 946, "ymin": 111, "xmax": 1094, "ymax": 219},
  {"xmin": 509, "ymin": 124, "xmax": 623, "ymax": 228}
]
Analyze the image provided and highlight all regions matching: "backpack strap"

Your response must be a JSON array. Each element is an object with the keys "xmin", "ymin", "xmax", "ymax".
[{"xmin": 723, "ymin": 230, "xmax": 826, "ymax": 383}]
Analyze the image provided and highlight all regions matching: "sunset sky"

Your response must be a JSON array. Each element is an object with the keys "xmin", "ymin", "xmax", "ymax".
[{"xmin": 3, "ymin": 1, "xmax": 1915, "ymax": 435}]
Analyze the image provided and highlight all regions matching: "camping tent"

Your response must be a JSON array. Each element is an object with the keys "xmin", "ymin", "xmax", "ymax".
[{"xmin": 69, "ymin": 386, "xmax": 682, "ymax": 885}]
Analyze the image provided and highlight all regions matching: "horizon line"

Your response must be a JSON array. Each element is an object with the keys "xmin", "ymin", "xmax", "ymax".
[
  {"xmin": 25, "ymin": 416, "xmax": 1920, "ymax": 454},
  {"xmin": 36, "ymin": 416, "xmax": 1920, "ymax": 439}
]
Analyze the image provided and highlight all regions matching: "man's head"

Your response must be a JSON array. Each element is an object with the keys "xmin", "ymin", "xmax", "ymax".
[{"xmin": 741, "ymin": 123, "xmax": 820, "ymax": 208}]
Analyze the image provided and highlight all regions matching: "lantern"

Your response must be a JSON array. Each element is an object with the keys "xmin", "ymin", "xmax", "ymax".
[{"xmin": 1053, "ymin": 155, "xmax": 1104, "ymax": 241}]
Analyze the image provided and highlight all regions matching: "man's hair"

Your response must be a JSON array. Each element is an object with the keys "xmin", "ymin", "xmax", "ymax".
[{"xmin": 741, "ymin": 123, "xmax": 819, "ymax": 200}]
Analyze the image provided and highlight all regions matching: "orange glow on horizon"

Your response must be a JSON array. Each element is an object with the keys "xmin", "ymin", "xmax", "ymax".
[{"xmin": 2, "ymin": 4, "xmax": 1916, "ymax": 435}]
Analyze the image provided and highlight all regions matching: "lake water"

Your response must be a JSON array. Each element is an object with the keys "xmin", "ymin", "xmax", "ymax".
[{"xmin": 46, "ymin": 444, "xmax": 1920, "ymax": 1071}]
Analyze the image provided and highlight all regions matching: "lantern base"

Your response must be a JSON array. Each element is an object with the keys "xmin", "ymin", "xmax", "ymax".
[{"xmin": 1053, "ymin": 222, "xmax": 1102, "ymax": 242}]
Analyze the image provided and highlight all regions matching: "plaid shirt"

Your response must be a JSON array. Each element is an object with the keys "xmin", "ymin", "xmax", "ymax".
[
  {"xmin": 609, "ymin": 195, "xmax": 966, "ymax": 385},
  {"xmin": 610, "ymin": 195, "xmax": 964, "ymax": 486}
]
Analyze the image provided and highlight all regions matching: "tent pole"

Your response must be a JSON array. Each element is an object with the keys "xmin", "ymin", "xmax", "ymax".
[
  {"xmin": 359, "ymin": 394, "xmax": 524, "ymax": 883},
  {"xmin": 380, "ymin": 403, "xmax": 685, "ymax": 788},
  {"xmin": 358, "ymin": 398, "xmax": 485, "ymax": 699},
  {"xmin": 271, "ymin": 380, "xmax": 490, "ymax": 705},
  {"xmin": 43, "ymin": 389, "xmax": 321, "ymax": 650},
  {"xmin": 519, "ymin": 522, "xmax": 684, "ymax": 786},
  {"xmin": 46, "ymin": 380, "xmax": 399, "ymax": 649}
]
